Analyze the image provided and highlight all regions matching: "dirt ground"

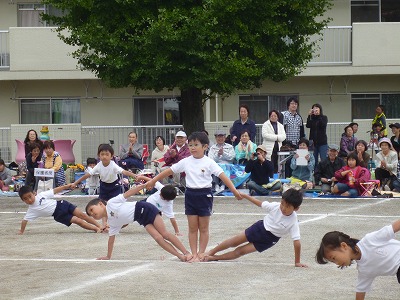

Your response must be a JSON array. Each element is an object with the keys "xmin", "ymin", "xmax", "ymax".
[{"xmin": 0, "ymin": 193, "xmax": 399, "ymax": 300}]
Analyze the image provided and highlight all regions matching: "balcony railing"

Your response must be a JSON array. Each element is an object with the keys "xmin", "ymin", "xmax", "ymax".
[
  {"xmin": 0, "ymin": 30, "xmax": 9, "ymax": 69},
  {"xmin": 308, "ymin": 26, "xmax": 352, "ymax": 65}
]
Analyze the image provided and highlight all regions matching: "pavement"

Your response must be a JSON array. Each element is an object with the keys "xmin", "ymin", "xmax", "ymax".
[{"xmin": 0, "ymin": 194, "xmax": 399, "ymax": 300}]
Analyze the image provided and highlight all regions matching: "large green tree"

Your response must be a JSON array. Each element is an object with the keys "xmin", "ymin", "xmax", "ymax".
[{"xmin": 43, "ymin": 0, "xmax": 331, "ymax": 133}]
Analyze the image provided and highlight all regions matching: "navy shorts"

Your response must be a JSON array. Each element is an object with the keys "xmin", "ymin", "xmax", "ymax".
[
  {"xmin": 185, "ymin": 187, "xmax": 213, "ymax": 217},
  {"xmin": 99, "ymin": 179, "xmax": 121, "ymax": 201},
  {"xmin": 134, "ymin": 201, "xmax": 161, "ymax": 227},
  {"xmin": 245, "ymin": 220, "xmax": 280, "ymax": 252},
  {"xmin": 52, "ymin": 200, "xmax": 77, "ymax": 226}
]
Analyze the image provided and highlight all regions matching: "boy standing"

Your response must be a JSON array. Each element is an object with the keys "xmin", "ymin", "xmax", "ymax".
[
  {"xmin": 85, "ymin": 184, "xmax": 191, "ymax": 261},
  {"xmin": 146, "ymin": 132, "xmax": 242, "ymax": 262},
  {"xmin": 204, "ymin": 189, "xmax": 307, "ymax": 267},
  {"xmin": 136, "ymin": 175, "xmax": 182, "ymax": 236},
  {"xmin": 18, "ymin": 185, "xmax": 102, "ymax": 234}
]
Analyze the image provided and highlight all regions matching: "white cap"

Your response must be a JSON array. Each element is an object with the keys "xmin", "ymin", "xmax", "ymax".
[{"xmin": 176, "ymin": 131, "xmax": 187, "ymax": 137}]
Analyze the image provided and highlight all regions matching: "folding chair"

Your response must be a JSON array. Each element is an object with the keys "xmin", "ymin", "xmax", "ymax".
[{"xmin": 360, "ymin": 180, "xmax": 380, "ymax": 196}]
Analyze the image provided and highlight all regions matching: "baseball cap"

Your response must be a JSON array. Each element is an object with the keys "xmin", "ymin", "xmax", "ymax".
[
  {"xmin": 175, "ymin": 131, "xmax": 187, "ymax": 137},
  {"xmin": 256, "ymin": 145, "xmax": 267, "ymax": 153},
  {"xmin": 328, "ymin": 144, "xmax": 339, "ymax": 151},
  {"xmin": 214, "ymin": 129, "xmax": 226, "ymax": 136},
  {"xmin": 389, "ymin": 123, "xmax": 400, "ymax": 129}
]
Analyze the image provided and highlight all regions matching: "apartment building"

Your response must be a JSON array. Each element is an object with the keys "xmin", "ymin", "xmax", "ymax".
[{"xmin": 0, "ymin": 0, "xmax": 399, "ymax": 130}]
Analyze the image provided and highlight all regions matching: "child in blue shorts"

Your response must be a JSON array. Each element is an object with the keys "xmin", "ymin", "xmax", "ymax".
[
  {"xmin": 18, "ymin": 184, "xmax": 102, "ymax": 234},
  {"xmin": 204, "ymin": 189, "xmax": 307, "ymax": 267},
  {"xmin": 146, "ymin": 131, "xmax": 242, "ymax": 262},
  {"xmin": 85, "ymin": 184, "xmax": 191, "ymax": 261}
]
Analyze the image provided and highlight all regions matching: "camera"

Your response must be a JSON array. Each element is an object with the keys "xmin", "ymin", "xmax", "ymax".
[{"xmin": 253, "ymin": 152, "xmax": 258, "ymax": 156}]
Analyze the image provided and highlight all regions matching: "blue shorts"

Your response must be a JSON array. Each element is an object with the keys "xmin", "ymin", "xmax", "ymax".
[
  {"xmin": 245, "ymin": 220, "xmax": 280, "ymax": 252},
  {"xmin": 52, "ymin": 200, "xmax": 77, "ymax": 226},
  {"xmin": 133, "ymin": 201, "xmax": 161, "ymax": 227},
  {"xmin": 99, "ymin": 179, "xmax": 121, "ymax": 201},
  {"xmin": 185, "ymin": 187, "xmax": 213, "ymax": 217}
]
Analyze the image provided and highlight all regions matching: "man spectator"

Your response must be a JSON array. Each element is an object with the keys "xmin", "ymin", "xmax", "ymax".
[
  {"xmin": 349, "ymin": 122, "xmax": 359, "ymax": 136},
  {"xmin": 208, "ymin": 129, "xmax": 235, "ymax": 192},
  {"xmin": 162, "ymin": 130, "xmax": 190, "ymax": 185},
  {"xmin": 389, "ymin": 123, "xmax": 400, "ymax": 154},
  {"xmin": 314, "ymin": 144, "xmax": 345, "ymax": 194},
  {"xmin": 245, "ymin": 145, "xmax": 277, "ymax": 196}
]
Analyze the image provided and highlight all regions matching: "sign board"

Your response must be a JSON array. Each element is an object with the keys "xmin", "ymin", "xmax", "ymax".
[{"xmin": 34, "ymin": 168, "xmax": 54, "ymax": 178}]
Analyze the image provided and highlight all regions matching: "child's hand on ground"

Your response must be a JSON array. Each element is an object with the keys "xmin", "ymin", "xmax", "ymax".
[
  {"xmin": 295, "ymin": 262, "xmax": 308, "ymax": 268},
  {"xmin": 17, "ymin": 230, "xmax": 24, "ymax": 235},
  {"xmin": 97, "ymin": 256, "xmax": 110, "ymax": 260}
]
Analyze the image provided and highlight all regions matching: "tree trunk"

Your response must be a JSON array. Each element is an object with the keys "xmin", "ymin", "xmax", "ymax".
[{"xmin": 180, "ymin": 87, "xmax": 205, "ymax": 135}]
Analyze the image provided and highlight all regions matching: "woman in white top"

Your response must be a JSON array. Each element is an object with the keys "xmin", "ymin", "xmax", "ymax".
[
  {"xmin": 262, "ymin": 110, "xmax": 286, "ymax": 173},
  {"xmin": 374, "ymin": 137, "xmax": 398, "ymax": 190},
  {"xmin": 151, "ymin": 136, "xmax": 169, "ymax": 174}
]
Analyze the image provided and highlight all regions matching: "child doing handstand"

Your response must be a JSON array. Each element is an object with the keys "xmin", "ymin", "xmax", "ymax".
[
  {"xmin": 316, "ymin": 219, "xmax": 400, "ymax": 300},
  {"xmin": 18, "ymin": 185, "xmax": 102, "ymax": 234},
  {"xmin": 146, "ymin": 131, "xmax": 242, "ymax": 262},
  {"xmin": 204, "ymin": 189, "xmax": 307, "ymax": 267},
  {"xmin": 136, "ymin": 175, "xmax": 182, "ymax": 236},
  {"xmin": 85, "ymin": 184, "xmax": 191, "ymax": 261}
]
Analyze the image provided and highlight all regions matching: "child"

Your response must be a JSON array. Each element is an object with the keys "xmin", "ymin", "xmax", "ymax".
[
  {"xmin": 0, "ymin": 159, "xmax": 14, "ymax": 191},
  {"xmin": 85, "ymin": 184, "xmax": 191, "ymax": 261},
  {"xmin": 316, "ymin": 219, "xmax": 400, "ymax": 300},
  {"xmin": 72, "ymin": 144, "xmax": 136, "ymax": 201},
  {"xmin": 204, "ymin": 189, "xmax": 307, "ymax": 267},
  {"xmin": 18, "ymin": 185, "xmax": 102, "ymax": 234},
  {"xmin": 84, "ymin": 157, "xmax": 100, "ymax": 195},
  {"xmin": 136, "ymin": 175, "xmax": 182, "ymax": 236},
  {"xmin": 332, "ymin": 152, "xmax": 370, "ymax": 197},
  {"xmin": 289, "ymin": 138, "xmax": 315, "ymax": 189},
  {"xmin": 146, "ymin": 131, "xmax": 242, "ymax": 262}
]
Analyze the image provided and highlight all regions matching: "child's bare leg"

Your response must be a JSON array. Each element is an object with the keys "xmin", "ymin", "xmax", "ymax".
[
  {"xmin": 205, "ymin": 243, "xmax": 257, "ymax": 262},
  {"xmin": 70, "ymin": 216, "xmax": 101, "ymax": 232},
  {"xmin": 187, "ymin": 215, "xmax": 200, "ymax": 261},
  {"xmin": 207, "ymin": 232, "xmax": 248, "ymax": 256},
  {"xmin": 197, "ymin": 216, "xmax": 210, "ymax": 260},
  {"xmin": 145, "ymin": 220, "xmax": 186, "ymax": 261},
  {"xmin": 73, "ymin": 208, "xmax": 102, "ymax": 230}
]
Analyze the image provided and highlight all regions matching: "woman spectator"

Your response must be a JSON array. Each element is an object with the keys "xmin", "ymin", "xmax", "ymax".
[
  {"xmin": 374, "ymin": 138, "xmax": 398, "ymax": 190},
  {"xmin": 261, "ymin": 110, "xmax": 286, "ymax": 173},
  {"xmin": 332, "ymin": 152, "xmax": 370, "ymax": 197},
  {"xmin": 25, "ymin": 143, "xmax": 41, "ymax": 189},
  {"xmin": 389, "ymin": 122, "xmax": 400, "ymax": 154},
  {"xmin": 234, "ymin": 130, "xmax": 257, "ymax": 165},
  {"xmin": 23, "ymin": 129, "xmax": 43, "ymax": 157},
  {"xmin": 42, "ymin": 140, "xmax": 66, "ymax": 187},
  {"xmin": 339, "ymin": 125, "xmax": 358, "ymax": 160},
  {"xmin": 306, "ymin": 103, "xmax": 328, "ymax": 165},
  {"xmin": 230, "ymin": 104, "xmax": 256, "ymax": 147},
  {"xmin": 351, "ymin": 140, "xmax": 370, "ymax": 169},
  {"xmin": 150, "ymin": 136, "xmax": 169, "ymax": 174},
  {"xmin": 118, "ymin": 131, "xmax": 144, "ymax": 171}
]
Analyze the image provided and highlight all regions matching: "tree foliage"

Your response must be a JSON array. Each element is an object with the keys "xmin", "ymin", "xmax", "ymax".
[{"xmin": 43, "ymin": 0, "xmax": 332, "ymax": 132}]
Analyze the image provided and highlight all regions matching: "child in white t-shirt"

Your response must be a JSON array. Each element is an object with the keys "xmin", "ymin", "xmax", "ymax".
[
  {"xmin": 136, "ymin": 175, "xmax": 182, "ymax": 236},
  {"xmin": 18, "ymin": 184, "xmax": 102, "ymax": 234},
  {"xmin": 316, "ymin": 219, "xmax": 400, "ymax": 300},
  {"xmin": 85, "ymin": 157, "xmax": 100, "ymax": 195},
  {"xmin": 146, "ymin": 131, "xmax": 242, "ymax": 262}
]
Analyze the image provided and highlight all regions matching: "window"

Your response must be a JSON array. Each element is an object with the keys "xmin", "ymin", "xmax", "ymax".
[
  {"xmin": 351, "ymin": 93, "xmax": 400, "ymax": 119},
  {"xmin": 351, "ymin": 0, "xmax": 400, "ymax": 23},
  {"xmin": 20, "ymin": 99, "xmax": 81, "ymax": 124},
  {"xmin": 239, "ymin": 95, "xmax": 298, "ymax": 124},
  {"xmin": 134, "ymin": 97, "xmax": 181, "ymax": 125},
  {"xmin": 17, "ymin": 3, "xmax": 64, "ymax": 27}
]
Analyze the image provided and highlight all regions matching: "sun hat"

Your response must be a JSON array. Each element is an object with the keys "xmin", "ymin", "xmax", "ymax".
[
  {"xmin": 175, "ymin": 131, "xmax": 187, "ymax": 137},
  {"xmin": 256, "ymin": 145, "xmax": 267, "ymax": 153},
  {"xmin": 378, "ymin": 137, "xmax": 393, "ymax": 149}
]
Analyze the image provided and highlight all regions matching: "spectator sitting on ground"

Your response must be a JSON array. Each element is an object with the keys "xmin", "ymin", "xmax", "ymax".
[
  {"xmin": 289, "ymin": 138, "xmax": 315, "ymax": 189},
  {"xmin": 351, "ymin": 140, "xmax": 370, "ymax": 169},
  {"xmin": 150, "ymin": 136, "xmax": 169, "ymax": 174},
  {"xmin": 234, "ymin": 130, "xmax": 257, "ymax": 165},
  {"xmin": 314, "ymin": 144, "xmax": 345, "ymax": 194},
  {"xmin": 332, "ymin": 152, "xmax": 370, "ymax": 197},
  {"xmin": 118, "ymin": 131, "xmax": 144, "ymax": 171},
  {"xmin": 389, "ymin": 123, "xmax": 400, "ymax": 154},
  {"xmin": 208, "ymin": 129, "xmax": 235, "ymax": 193},
  {"xmin": 374, "ymin": 138, "xmax": 398, "ymax": 191},
  {"xmin": 0, "ymin": 159, "xmax": 14, "ymax": 191},
  {"xmin": 245, "ymin": 145, "xmax": 278, "ymax": 196}
]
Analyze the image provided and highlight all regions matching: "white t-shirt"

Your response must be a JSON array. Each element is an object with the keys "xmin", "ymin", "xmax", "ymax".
[
  {"xmin": 261, "ymin": 201, "xmax": 300, "ymax": 240},
  {"xmin": 106, "ymin": 194, "xmax": 137, "ymax": 236},
  {"xmin": 170, "ymin": 156, "xmax": 223, "ymax": 188},
  {"xmin": 24, "ymin": 190, "xmax": 57, "ymax": 221},
  {"xmin": 88, "ymin": 161, "xmax": 123, "ymax": 183},
  {"xmin": 355, "ymin": 225, "xmax": 400, "ymax": 292},
  {"xmin": 146, "ymin": 182, "xmax": 174, "ymax": 219},
  {"xmin": 85, "ymin": 166, "xmax": 100, "ymax": 188}
]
